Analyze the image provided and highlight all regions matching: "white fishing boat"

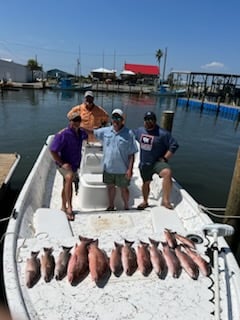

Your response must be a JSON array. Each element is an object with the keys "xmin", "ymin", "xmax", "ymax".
[{"xmin": 3, "ymin": 135, "xmax": 240, "ymax": 320}]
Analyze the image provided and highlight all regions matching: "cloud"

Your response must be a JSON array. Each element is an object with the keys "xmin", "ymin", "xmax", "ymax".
[{"xmin": 201, "ymin": 61, "xmax": 224, "ymax": 70}]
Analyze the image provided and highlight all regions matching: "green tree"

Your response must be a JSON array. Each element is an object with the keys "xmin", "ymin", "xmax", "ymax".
[
  {"xmin": 27, "ymin": 59, "xmax": 42, "ymax": 81},
  {"xmin": 155, "ymin": 49, "xmax": 163, "ymax": 85},
  {"xmin": 27, "ymin": 59, "xmax": 42, "ymax": 70}
]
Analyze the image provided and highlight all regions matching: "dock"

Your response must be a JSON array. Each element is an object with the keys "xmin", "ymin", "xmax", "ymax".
[
  {"xmin": 0, "ymin": 153, "xmax": 20, "ymax": 189},
  {"xmin": 177, "ymin": 97, "xmax": 240, "ymax": 121}
]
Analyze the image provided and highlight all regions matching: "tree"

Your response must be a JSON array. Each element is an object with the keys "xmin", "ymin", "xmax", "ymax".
[
  {"xmin": 155, "ymin": 49, "xmax": 163, "ymax": 85},
  {"xmin": 27, "ymin": 59, "xmax": 42, "ymax": 70},
  {"xmin": 27, "ymin": 59, "xmax": 42, "ymax": 81}
]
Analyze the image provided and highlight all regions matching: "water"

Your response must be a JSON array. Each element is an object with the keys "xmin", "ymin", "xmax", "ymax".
[{"xmin": 1, "ymin": 89, "xmax": 240, "ymax": 305}]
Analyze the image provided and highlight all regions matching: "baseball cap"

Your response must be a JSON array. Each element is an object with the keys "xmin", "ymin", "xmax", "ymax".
[
  {"xmin": 112, "ymin": 108, "xmax": 124, "ymax": 117},
  {"xmin": 67, "ymin": 111, "xmax": 81, "ymax": 121},
  {"xmin": 84, "ymin": 91, "xmax": 94, "ymax": 98},
  {"xmin": 144, "ymin": 111, "xmax": 156, "ymax": 121}
]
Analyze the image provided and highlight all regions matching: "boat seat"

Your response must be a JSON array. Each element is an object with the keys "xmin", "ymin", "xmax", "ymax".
[
  {"xmin": 33, "ymin": 208, "xmax": 73, "ymax": 239},
  {"xmin": 82, "ymin": 153, "xmax": 103, "ymax": 174},
  {"xmin": 81, "ymin": 173, "xmax": 104, "ymax": 185}
]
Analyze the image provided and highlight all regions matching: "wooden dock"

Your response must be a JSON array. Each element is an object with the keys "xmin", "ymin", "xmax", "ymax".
[{"xmin": 0, "ymin": 153, "xmax": 20, "ymax": 189}]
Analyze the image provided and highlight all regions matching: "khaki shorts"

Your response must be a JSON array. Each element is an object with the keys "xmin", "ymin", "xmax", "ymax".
[
  {"xmin": 57, "ymin": 167, "xmax": 78, "ymax": 181},
  {"xmin": 103, "ymin": 171, "xmax": 130, "ymax": 188},
  {"xmin": 140, "ymin": 161, "xmax": 170, "ymax": 182}
]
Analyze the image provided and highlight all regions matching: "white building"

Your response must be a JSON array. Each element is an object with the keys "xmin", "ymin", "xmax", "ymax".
[{"xmin": 0, "ymin": 58, "xmax": 31, "ymax": 82}]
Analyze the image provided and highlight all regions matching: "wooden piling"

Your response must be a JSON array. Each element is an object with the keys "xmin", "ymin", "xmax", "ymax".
[
  {"xmin": 224, "ymin": 147, "xmax": 240, "ymax": 251},
  {"xmin": 160, "ymin": 110, "xmax": 175, "ymax": 132}
]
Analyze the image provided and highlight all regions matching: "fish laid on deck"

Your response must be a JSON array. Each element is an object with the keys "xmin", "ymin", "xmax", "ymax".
[
  {"xmin": 41, "ymin": 247, "xmax": 55, "ymax": 283},
  {"xmin": 109, "ymin": 242, "xmax": 123, "ymax": 277},
  {"xmin": 25, "ymin": 251, "xmax": 41, "ymax": 288},
  {"xmin": 67, "ymin": 236, "xmax": 93, "ymax": 285},
  {"xmin": 121, "ymin": 239, "xmax": 138, "ymax": 276},
  {"xmin": 55, "ymin": 246, "xmax": 72, "ymax": 281},
  {"xmin": 88, "ymin": 239, "xmax": 110, "ymax": 283}
]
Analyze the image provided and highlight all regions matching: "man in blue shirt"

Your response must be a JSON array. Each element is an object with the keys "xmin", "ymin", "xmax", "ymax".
[
  {"xmin": 94, "ymin": 108, "xmax": 138, "ymax": 210},
  {"xmin": 134, "ymin": 111, "xmax": 179, "ymax": 210},
  {"xmin": 50, "ymin": 112, "xmax": 88, "ymax": 220}
]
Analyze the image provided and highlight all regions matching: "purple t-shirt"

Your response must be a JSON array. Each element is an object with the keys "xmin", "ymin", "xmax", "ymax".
[{"xmin": 50, "ymin": 126, "xmax": 88, "ymax": 172}]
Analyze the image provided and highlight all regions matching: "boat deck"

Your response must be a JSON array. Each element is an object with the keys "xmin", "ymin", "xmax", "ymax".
[{"xmin": 13, "ymin": 170, "xmax": 219, "ymax": 320}]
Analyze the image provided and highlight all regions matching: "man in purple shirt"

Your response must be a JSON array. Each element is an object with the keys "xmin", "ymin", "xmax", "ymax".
[{"xmin": 50, "ymin": 112, "xmax": 88, "ymax": 220}]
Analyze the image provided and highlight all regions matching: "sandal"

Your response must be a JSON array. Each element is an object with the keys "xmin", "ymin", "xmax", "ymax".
[
  {"xmin": 106, "ymin": 206, "xmax": 116, "ymax": 211},
  {"xmin": 137, "ymin": 203, "xmax": 149, "ymax": 210},
  {"xmin": 66, "ymin": 212, "xmax": 75, "ymax": 221}
]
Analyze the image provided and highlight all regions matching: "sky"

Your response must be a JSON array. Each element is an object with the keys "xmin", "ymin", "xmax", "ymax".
[{"xmin": 1, "ymin": 0, "xmax": 240, "ymax": 77}]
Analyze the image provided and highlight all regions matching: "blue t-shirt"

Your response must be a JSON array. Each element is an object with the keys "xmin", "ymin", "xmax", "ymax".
[
  {"xmin": 134, "ymin": 125, "xmax": 179, "ymax": 167},
  {"xmin": 50, "ymin": 126, "xmax": 88, "ymax": 172},
  {"xmin": 94, "ymin": 126, "xmax": 138, "ymax": 174}
]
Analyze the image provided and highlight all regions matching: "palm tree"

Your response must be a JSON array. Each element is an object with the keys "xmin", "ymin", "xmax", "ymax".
[{"xmin": 155, "ymin": 49, "xmax": 163, "ymax": 85}]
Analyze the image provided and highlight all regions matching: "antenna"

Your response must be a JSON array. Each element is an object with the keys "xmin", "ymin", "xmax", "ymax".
[{"xmin": 202, "ymin": 223, "xmax": 234, "ymax": 320}]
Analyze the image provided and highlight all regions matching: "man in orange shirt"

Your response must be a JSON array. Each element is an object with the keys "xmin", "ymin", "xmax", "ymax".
[{"xmin": 67, "ymin": 91, "xmax": 109, "ymax": 141}]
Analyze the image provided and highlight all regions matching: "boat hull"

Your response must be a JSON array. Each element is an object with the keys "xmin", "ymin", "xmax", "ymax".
[{"xmin": 3, "ymin": 136, "xmax": 240, "ymax": 320}]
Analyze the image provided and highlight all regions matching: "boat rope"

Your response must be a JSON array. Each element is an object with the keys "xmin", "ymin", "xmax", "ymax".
[
  {"xmin": 199, "ymin": 204, "xmax": 240, "ymax": 219},
  {"xmin": 0, "ymin": 216, "xmax": 10, "ymax": 223}
]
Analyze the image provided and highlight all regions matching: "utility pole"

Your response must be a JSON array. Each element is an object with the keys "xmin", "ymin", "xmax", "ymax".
[{"xmin": 162, "ymin": 47, "xmax": 168, "ymax": 83}]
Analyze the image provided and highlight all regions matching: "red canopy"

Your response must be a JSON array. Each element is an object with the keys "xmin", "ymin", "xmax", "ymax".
[{"xmin": 124, "ymin": 63, "xmax": 159, "ymax": 76}]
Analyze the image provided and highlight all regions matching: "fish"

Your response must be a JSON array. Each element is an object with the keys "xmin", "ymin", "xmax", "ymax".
[
  {"xmin": 55, "ymin": 246, "xmax": 72, "ymax": 281},
  {"xmin": 121, "ymin": 239, "xmax": 138, "ymax": 276},
  {"xmin": 88, "ymin": 239, "xmax": 110, "ymax": 283},
  {"xmin": 67, "ymin": 236, "xmax": 93, "ymax": 285},
  {"xmin": 184, "ymin": 246, "xmax": 212, "ymax": 277},
  {"xmin": 149, "ymin": 238, "xmax": 167, "ymax": 278},
  {"xmin": 164, "ymin": 229, "xmax": 177, "ymax": 249},
  {"xmin": 25, "ymin": 251, "xmax": 41, "ymax": 288},
  {"xmin": 41, "ymin": 247, "xmax": 55, "ymax": 283},
  {"xmin": 161, "ymin": 242, "xmax": 181, "ymax": 278},
  {"xmin": 174, "ymin": 232, "xmax": 196, "ymax": 249},
  {"xmin": 136, "ymin": 241, "xmax": 152, "ymax": 276},
  {"xmin": 175, "ymin": 245, "xmax": 199, "ymax": 280},
  {"xmin": 109, "ymin": 242, "xmax": 123, "ymax": 276}
]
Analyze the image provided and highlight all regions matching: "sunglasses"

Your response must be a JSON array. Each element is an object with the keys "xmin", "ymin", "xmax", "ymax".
[
  {"xmin": 144, "ymin": 117, "xmax": 155, "ymax": 122},
  {"xmin": 71, "ymin": 117, "xmax": 81, "ymax": 122},
  {"xmin": 112, "ymin": 116, "xmax": 123, "ymax": 121}
]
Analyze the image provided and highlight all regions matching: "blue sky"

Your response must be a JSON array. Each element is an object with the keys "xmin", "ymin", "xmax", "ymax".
[{"xmin": 1, "ymin": 0, "xmax": 240, "ymax": 77}]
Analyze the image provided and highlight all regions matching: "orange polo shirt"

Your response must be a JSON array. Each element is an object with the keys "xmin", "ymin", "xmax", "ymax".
[{"xmin": 68, "ymin": 103, "xmax": 109, "ymax": 141}]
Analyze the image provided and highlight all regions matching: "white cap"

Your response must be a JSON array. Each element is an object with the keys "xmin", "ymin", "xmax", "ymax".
[
  {"xmin": 84, "ymin": 91, "xmax": 94, "ymax": 98},
  {"xmin": 112, "ymin": 108, "xmax": 124, "ymax": 117}
]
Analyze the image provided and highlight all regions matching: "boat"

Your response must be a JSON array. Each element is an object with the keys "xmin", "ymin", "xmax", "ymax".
[
  {"xmin": 51, "ymin": 78, "xmax": 92, "ymax": 92},
  {"xmin": 152, "ymin": 84, "xmax": 187, "ymax": 97},
  {"xmin": 3, "ymin": 135, "xmax": 240, "ymax": 320}
]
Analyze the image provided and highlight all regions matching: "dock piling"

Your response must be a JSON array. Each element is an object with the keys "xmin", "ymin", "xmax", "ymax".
[
  {"xmin": 160, "ymin": 110, "xmax": 175, "ymax": 132},
  {"xmin": 224, "ymin": 147, "xmax": 240, "ymax": 252}
]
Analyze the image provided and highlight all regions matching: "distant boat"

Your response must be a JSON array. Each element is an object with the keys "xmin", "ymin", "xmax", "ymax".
[
  {"xmin": 51, "ymin": 78, "xmax": 92, "ymax": 91},
  {"xmin": 152, "ymin": 84, "xmax": 186, "ymax": 97}
]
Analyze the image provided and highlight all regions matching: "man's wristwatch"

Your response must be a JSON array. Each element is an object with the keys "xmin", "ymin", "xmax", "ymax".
[{"xmin": 162, "ymin": 156, "xmax": 168, "ymax": 163}]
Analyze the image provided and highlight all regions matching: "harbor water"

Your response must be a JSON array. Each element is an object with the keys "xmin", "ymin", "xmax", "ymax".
[{"xmin": 1, "ymin": 89, "xmax": 240, "ymax": 305}]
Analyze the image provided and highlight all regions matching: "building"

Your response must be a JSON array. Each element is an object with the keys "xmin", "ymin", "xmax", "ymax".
[
  {"xmin": 90, "ymin": 67, "xmax": 116, "ymax": 81},
  {"xmin": 46, "ymin": 69, "xmax": 74, "ymax": 80},
  {"xmin": 122, "ymin": 63, "xmax": 159, "ymax": 84},
  {"xmin": 0, "ymin": 59, "xmax": 31, "ymax": 82}
]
